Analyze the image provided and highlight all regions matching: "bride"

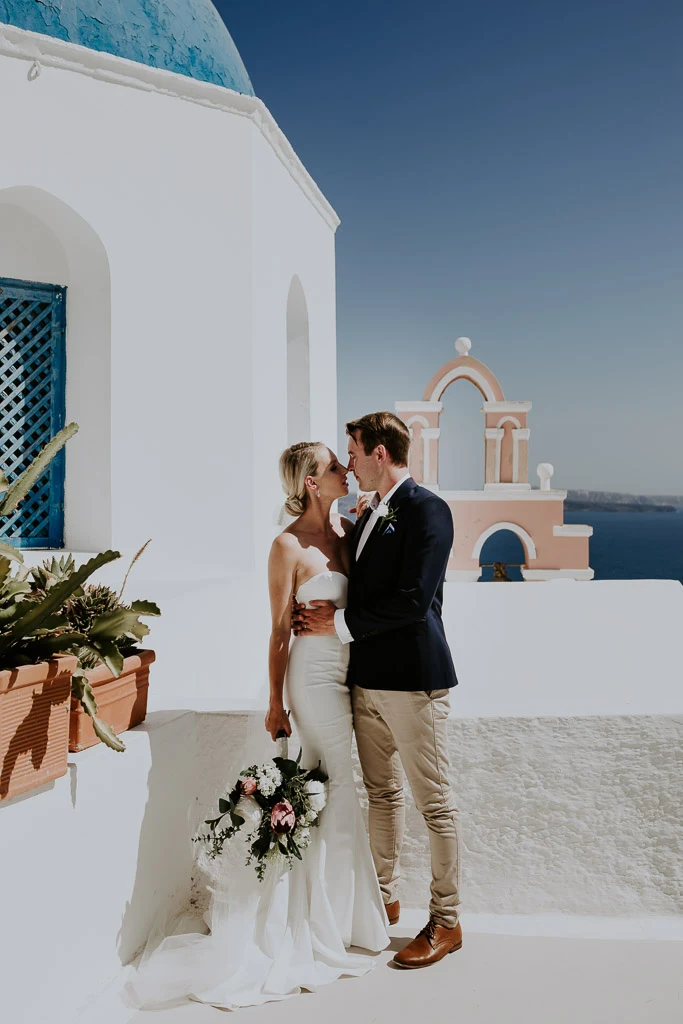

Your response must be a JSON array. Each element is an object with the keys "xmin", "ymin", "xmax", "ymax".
[{"xmin": 124, "ymin": 441, "xmax": 389, "ymax": 1011}]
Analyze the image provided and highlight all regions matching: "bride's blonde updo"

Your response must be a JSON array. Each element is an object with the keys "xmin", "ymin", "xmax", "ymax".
[{"xmin": 279, "ymin": 441, "xmax": 326, "ymax": 518}]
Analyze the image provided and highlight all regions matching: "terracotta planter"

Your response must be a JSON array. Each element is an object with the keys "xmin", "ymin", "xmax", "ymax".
[
  {"xmin": 0, "ymin": 655, "xmax": 78, "ymax": 802},
  {"xmin": 69, "ymin": 649, "xmax": 155, "ymax": 752}
]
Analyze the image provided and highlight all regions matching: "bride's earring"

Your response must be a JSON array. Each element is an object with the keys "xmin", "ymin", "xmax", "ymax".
[{"xmin": 315, "ymin": 486, "xmax": 321, "ymax": 498}]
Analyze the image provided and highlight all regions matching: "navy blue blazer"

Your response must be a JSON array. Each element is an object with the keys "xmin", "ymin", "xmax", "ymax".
[{"xmin": 344, "ymin": 477, "xmax": 458, "ymax": 692}]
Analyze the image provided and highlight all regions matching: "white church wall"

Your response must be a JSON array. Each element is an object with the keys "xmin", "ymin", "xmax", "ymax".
[
  {"xmin": 0, "ymin": 201, "xmax": 69, "ymax": 283},
  {"xmin": 240, "ymin": 124, "xmax": 339, "ymax": 705},
  {"xmin": 0, "ymin": 46, "xmax": 338, "ymax": 708},
  {"xmin": 0, "ymin": 187, "xmax": 113, "ymax": 550}
]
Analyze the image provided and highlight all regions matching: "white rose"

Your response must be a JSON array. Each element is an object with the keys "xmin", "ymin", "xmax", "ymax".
[
  {"xmin": 303, "ymin": 779, "xmax": 327, "ymax": 814},
  {"xmin": 235, "ymin": 794, "xmax": 262, "ymax": 835},
  {"xmin": 255, "ymin": 763, "xmax": 282, "ymax": 798},
  {"xmin": 294, "ymin": 825, "xmax": 311, "ymax": 849}
]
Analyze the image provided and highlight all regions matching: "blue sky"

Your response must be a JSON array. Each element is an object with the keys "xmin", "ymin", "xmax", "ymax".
[{"xmin": 220, "ymin": 1, "xmax": 683, "ymax": 495}]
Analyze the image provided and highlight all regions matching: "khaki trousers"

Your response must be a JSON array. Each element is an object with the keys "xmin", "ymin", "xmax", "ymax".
[{"xmin": 351, "ymin": 686, "xmax": 461, "ymax": 929}]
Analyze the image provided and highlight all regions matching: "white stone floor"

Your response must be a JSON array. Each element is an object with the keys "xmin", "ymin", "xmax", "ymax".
[{"xmin": 75, "ymin": 912, "xmax": 683, "ymax": 1024}]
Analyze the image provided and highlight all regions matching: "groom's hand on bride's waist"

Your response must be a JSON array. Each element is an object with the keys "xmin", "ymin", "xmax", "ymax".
[{"xmin": 291, "ymin": 599, "xmax": 337, "ymax": 636}]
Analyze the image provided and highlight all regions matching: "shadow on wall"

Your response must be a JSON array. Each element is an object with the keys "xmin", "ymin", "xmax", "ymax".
[
  {"xmin": 116, "ymin": 710, "xmax": 271, "ymax": 965},
  {"xmin": 116, "ymin": 711, "xmax": 199, "ymax": 965},
  {"xmin": 0, "ymin": 679, "xmax": 68, "ymax": 799}
]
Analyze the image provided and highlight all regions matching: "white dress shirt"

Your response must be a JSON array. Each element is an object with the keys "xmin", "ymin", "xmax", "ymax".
[{"xmin": 334, "ymin": 473, "xmax": 411, "ymax": 645}]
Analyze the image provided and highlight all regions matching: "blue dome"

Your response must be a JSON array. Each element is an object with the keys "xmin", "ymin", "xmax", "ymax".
[{"xmin": 0, "ymin": 0, "xmax": 254, "ymax": 94}]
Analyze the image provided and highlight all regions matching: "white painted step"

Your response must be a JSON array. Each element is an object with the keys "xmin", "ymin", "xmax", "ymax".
[{"xmin": 72, "ymin": 911, "xmax": 683, "ymax": 1024}]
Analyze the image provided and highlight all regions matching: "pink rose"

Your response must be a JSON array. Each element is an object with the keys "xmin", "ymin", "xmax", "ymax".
[
  {"xmin": 240, "ymin": 777, "xmax": 258, "ymax": 796},
  {"xmin": 270, "ymin": 800, "xmax": 296, "ymax": 834}
]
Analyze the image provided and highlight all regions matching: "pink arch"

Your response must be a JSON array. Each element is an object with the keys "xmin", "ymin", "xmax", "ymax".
[{"xmin": 422, "ymin": 355, "xmax": 505, "ymax": 403}]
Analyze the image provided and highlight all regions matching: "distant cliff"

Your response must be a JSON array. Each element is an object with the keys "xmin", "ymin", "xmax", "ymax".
[{"xmin": 566, "ymin": 490, "xmax": 683, "ymax": 513}]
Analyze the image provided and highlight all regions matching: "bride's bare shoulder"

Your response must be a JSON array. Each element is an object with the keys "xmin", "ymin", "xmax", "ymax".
[{"xmin": 270, "ymin": 528, "xmax": 301, "ymax": 565}]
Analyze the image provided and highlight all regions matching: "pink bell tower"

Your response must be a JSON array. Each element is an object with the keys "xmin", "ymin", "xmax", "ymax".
[{"xmin": 395, "ymin": 338, "xmax": 593, "ymax": 581}]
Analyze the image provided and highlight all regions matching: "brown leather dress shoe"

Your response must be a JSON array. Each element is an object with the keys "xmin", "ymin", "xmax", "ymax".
[
  {"xmin": 392, "ymin": 918, "xmax": 462, "ymax": 968},
  {"xmin": 385, "ymin": 900, "xmax": 400, "ymax": 925}
]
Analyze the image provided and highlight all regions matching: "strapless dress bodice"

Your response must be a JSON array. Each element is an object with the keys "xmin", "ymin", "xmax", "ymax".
[{"xmin": 296, "ymin": 570, "xmax": 348, "ymax": 610}]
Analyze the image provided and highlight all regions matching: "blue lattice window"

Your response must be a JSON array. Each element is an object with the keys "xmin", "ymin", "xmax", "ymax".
[{"xmin": 0, "ymin": 278, "xmax": 66, "ymax": 548}]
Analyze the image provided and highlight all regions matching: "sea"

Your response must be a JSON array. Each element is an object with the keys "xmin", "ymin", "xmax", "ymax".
[
  {"xmin": 339, "ymin": 497, "xmax": 683, "ymax": 584},
  {"xmin": 563, "ymin": 509, "xmax": 683, "ymax": 585}
]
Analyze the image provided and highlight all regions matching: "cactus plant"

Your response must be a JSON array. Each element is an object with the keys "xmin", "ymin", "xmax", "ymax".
[
  {"xmin": 27, "ymin": 544, "xmax": 160, "ymax": 752},
  {"xmin": 0, "ymin": 422, "xmax": 79, "ymax": 519},
  {"xmin": 0, "ymin": 424, "xmax": 160, "ymax": 753}
]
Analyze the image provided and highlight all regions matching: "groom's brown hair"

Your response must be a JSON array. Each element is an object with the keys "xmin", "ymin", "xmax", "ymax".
[{"xmin": 345, "ymin": 411, "xmax": 411, "ymax": 467}]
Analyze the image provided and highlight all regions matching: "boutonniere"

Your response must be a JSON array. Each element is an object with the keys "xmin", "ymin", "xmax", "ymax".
[{"xmin": 376, "ymin": 500, "xmax": 398, "ymax": 535}]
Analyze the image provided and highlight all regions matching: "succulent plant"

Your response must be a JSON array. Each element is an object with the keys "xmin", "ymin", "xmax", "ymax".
[
  {"xmin": 0, "ymin": 422, "xmax": 79, "ymax": 520},
  {"xmin": 0, "ymin": 549, "xmax": 122, "ymax": 670},
  {"xmin": 27, "ymin": 543, "xmax": 160, "ymax": 752},
  {"xmin": 0, "ymin": 424, "xmax": 159, "ymax": 753}
]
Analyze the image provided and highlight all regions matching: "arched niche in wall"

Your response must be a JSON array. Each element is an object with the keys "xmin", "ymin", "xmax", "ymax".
[
  {"xmin": 473, "ymin": 521, "xmax": 534, "ymax": 582},
  {"xmin": 0, "ymin": 186, "xmax": 112, "ymax": 550},
  {"xmin": 286, "ymin": 275, "xmax": 310, "ymax": 446}
]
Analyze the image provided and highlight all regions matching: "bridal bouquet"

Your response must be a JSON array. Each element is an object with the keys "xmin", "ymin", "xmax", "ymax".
[{"xmin": 193, "ymin": 743, "xmax": 328, "ymax": 881}]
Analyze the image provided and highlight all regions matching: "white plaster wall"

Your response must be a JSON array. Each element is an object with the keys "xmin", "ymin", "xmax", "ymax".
[
  {"xmin": 0, "ymin": 41, "xmax": 338, "ymax": 707},
  {"xmin": 443, "ymin": 579, "xmax": 683, "ymax": 718},
  {"xmin": 394, "ymin": 713, "xmax": 683, "ymax": 916},
  {"xmin": 0, "ymin": 712, "xmax": 197, "ymax": 1024},
  {"xmin": 0, "ymin": 703, "xmax": 679, "ymax": 1023},
  {"xmin": 0, "ymin": 202, "xmax": 68, "ymax": 282},
  {"xmin": 0, "ymin": 185, "xmax": 114, "ymax": 549},
  {"xmin": 242, "ymin": 124, "xmax": 339, "ymax": 706}
]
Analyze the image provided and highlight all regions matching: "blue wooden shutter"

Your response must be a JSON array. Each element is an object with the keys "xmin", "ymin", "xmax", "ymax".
[{"xmin": 0, "ymin": 277, "xmax": 67, "ymax": 548}]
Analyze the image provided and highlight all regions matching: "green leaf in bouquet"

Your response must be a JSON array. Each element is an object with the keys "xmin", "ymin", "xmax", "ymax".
[
  {"xmin": 306, "ymin": 764, "xmax": 329, "ymax": 784},
  {"xmin": 286, "ymin": 835, "xmax": 302, "ymax": 861},
  {"xmin": 230, "ymin": 810, "xmax": 245, "ymax": 828},
  {"xmin": 272, "ymin": 756, "xmax": 298, "ymax": 779},
  {"xmin": 218, "ymin": 797, "xmax": 230, "ymax": 814},
  {"xmin": 251, "ymin": 832, "xmax": 270, "ymax": 859}
]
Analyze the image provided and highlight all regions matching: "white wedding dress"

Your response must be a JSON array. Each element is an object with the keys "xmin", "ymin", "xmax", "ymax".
[{"xmin": 124, "ymin": 570, "xmax": 389, "ymax": 1011}]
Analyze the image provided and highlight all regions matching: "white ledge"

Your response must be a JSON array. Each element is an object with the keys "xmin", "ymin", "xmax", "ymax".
[
  {"xmin": 439, "ymin": 489, "xmax": 567, "ymax": 501},
  {"xmin": 395, "ymin": 401, "xmax": 443, "ymax": 412},
  {"xmin": 483, "ymin": 401, "xmax": 532, "ymax": 413},
  {"xmin": 522, "ymin": 568, "xmax": 595, "ymax": 581},
  {"xmin": 484, "ymin": 482, "xmax": 532, "ymax": 491},
  {"xmin": 554, "ymin": 524, "xmax": 594, "ymax": 537},
  {"xmin": 0, "ymin": 23, "xmax": 340, "ymax": 231}
]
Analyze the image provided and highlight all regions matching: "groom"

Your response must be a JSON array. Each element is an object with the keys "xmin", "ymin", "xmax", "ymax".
[{"xmin": 293, "ymin": 411, "xmax": 461, "ymax": 969}]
